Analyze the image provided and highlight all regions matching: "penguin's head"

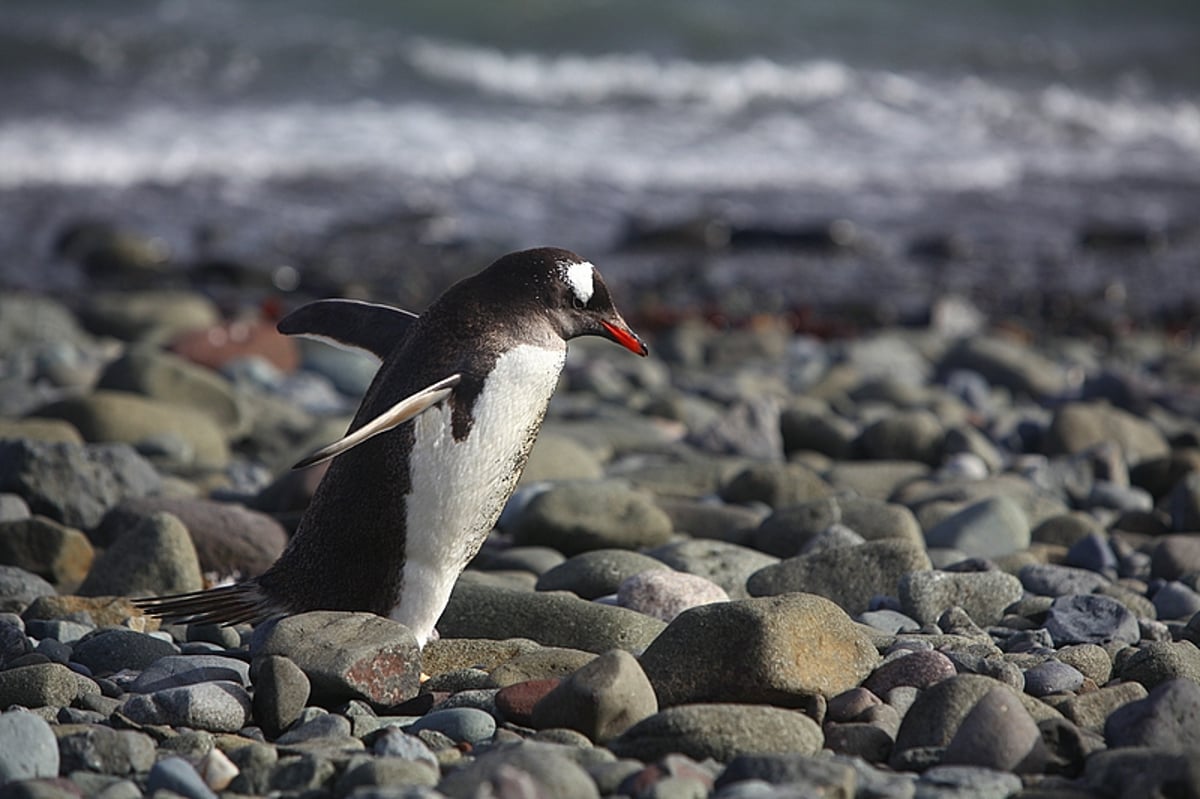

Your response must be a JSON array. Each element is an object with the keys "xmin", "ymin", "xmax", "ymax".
[{"xmin": 481, "ymin": 247, "xmax": 648, "ymax": 356}]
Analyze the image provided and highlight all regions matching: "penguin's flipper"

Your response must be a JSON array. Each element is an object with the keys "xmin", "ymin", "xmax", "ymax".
[
  {"xmin": 293, "ymin": 373, "xmax": 462, "ymax": 469},
  {"xmin": 277, "ymin": 299, "xmax": 419, "ymax": 360}
]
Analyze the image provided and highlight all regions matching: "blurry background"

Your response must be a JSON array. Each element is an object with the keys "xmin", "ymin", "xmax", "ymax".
[{"xmin": 2, "ymin": 0, "xmax": 1198, "ymax": 328}]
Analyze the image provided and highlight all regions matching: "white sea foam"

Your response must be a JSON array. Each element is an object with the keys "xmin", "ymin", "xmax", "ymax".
[{"xmin": 0, "ymin": 48, "xmax": 1196, "ymax": 196}]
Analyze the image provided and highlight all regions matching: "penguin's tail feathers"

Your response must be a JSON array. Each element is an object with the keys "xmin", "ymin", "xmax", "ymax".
[{"xmin": 133, "ymin": 582, "xmax": 281, "ymax": 627}]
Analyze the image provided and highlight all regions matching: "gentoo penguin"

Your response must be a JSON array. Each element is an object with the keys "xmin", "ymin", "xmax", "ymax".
[{"xmin": 135, "ymin": 247, "xmax": 647, "ymax": 646}]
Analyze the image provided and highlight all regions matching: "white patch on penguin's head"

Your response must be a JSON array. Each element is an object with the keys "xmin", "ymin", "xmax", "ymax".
[{"xmin": 557, "ymin": 259, "xmax": 595, "ymax": 306}]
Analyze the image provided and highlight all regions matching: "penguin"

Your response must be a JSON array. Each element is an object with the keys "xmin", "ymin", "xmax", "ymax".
[{"xmin": 135, "ymin": 247, "xmax": 647, "ymax": 646}]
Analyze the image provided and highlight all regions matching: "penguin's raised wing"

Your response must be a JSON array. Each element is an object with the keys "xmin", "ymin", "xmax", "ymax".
[
  {"xmin": 293, "ymin": 374, "xmax": 462, "ymax": 469},
  {"xmin": 277, "ymin": 299, "xmax": 418, "ymax": 360}
]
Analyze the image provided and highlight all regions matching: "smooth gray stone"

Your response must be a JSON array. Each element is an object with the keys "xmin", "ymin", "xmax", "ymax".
[
  {"xmin": 535, "ymin": 549, "xmax": 668, "ymax": 599},
  {"xmin": 646, "ymin": 539, "xmax": 778, "ymax": 600},
  {"xmin": 120, "ymin": 680, "xmax": 251, "ymax": 732},
  {"xmin": 1044, "ymin": 594, "xmax": 1140, "ymax": 647},
  {"xmin": 899, "ymin": 569, "xmax": 1024, "ymax": 627},
  {"xmin": 56, "ymin": 723, "xmax": 156, "ymax": 775},
  {"xmin": 129, "ymin": 654, "xmax": 250, "ymax": 693},
  {"xmin": 0, "ymin": 439, "xmax": 161, "ymax": 530},
  {"xmin": 439, "ymin": 581, "xmax": 665, "ymax": 654},
  {"xmin": 71, "ymin": 628, "xmax": 180, "ymax": 675},
  {"xmin": 407, "ymin": 707, "xmax": 496, "ymax": 746},
  {"xmin": 1105, "ymin": 678, "xmax": 1200, "ymax": 750},
  {"xmin": 146, "ymin": 755, "xmax": 218, "ymax": 799},
  {"xmin": 924, "ymin": 495, "xmax": 1030, "ymax": 559},
  {"xmin": 437, "ymin": 741, "xmax": 600, "ymax": 799},
  {"xmin": 0, "ymin": 710, "xmax": 59, "ymax": 783},
  {"xmin": 609, "ymin": 704, "xmax": 823, "ymax": 763}
]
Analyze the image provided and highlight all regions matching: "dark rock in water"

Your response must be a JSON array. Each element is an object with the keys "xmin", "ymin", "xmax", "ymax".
[
  {"xmin": 618, "ymin": 214, "xmax": 731, "ymax": 251},
  {"xmin": 0, "ymin": 439, "xmax": 161, "ymax": 531},
  {"xmin": 609, "ymin": 703, "xmax": 824, "ymax": 763},
  {"xmin": 54, "ymin": 218, "xmax": 170, "ymax": 279},
  {"xmin": 638, "ymin": 594, "xmax": 879, "ymax": 706},
  {"xmin": 99, "ymin": 496, "xmax": 287, "ymax": 579},
  {"xmin": 1078, "ymin": 221, "xmax": 1167, "ymax": 251},
  {"xmin": 728, "ymin": 219, "xmax": 862, "ymax": 252},
  {"xmin": 908, "ymin": 232, "xmax": 975, "ymax": 261},
  {"xmin": 440, "ymin": 581, "xmax": 665, "ymax": 653},
  {"xmin": 252, "ymin": 611, "xmax": 421, "ymax": 706},
  {"xmin": 78, "ymin": 511, "xmax": 203, "ymax": 597}
]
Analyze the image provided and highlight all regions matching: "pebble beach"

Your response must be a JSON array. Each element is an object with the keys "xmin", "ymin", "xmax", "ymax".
[{"xmin": 2, "ymin": 241, "xmax": 1200, "ymax": 799}]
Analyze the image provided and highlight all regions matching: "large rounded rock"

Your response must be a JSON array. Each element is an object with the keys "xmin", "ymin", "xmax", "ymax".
[
  {"xmin": 0, "ymin": 710, "xmax": 59, "ymax": 783},
  {"xmin": 0, "ymin": 663, "xmax": 81, "ymax": 709},
  {"xmin": 898, "ymin": 569, "xmax": 1024, "ymax": 626},
  {"xmin": 940, "ymin": 686, "xmax": 1046, "ymax": 772},
  {"xmin": 530, "ymin": 649, "xmax": 658, "ymax": 743},
  {"xmin": 78, "ymin": 511, "xmax": 203, "ymax": 597},
  {"xmin": 121, "ymin": 681, "xmax": 251, "ymax": 733},
  {"xmin": 646, "ymin": 539, "xmax": 778, "ymax": 599},
  {"xmin": 855, "ymin": 409, "xmax": 945, "ymax": 465},
  {"xmin": 1118, "ymin": 640, "xmax": 1200, "ymax": 689},
  {"xmin": 32, "ymin": 390, "xmax": 231, "ymax": 470},
  {"xmin": 1045, "ymin": 401, "xmax": 1169, "ymax": 463},
  {"xmin": 440, "ymin": 581, "xmax": 665, "ymax": 654},
  {"xmin": 80, "ymin": 290, "xmax": 220, "ymax": 342},
  {"xmin": 1105, "ymin": 678, "xmax": 1200, "ymax": 750},
  {"xmin": 0, "ymin": 440, "xmax": 161, "ymax": 530},
  {"xmin": 719, "ymin": 463, "xmax": 832, "ymax": 508},
  {"xmin": 747, "ymin": 539, "xmax": 930, "ymax": 615},
  {"xmin": 509, "ymin": 481, "xmax": 673, "ymax": 555},
  {"xmin": 71, "ymin": 628, "xmax": 179, "ymax": 675},
  {"xmin": 535, "ymin": 549, "xmax": 668, "ymax": 599},
  {"xmin": 97, "ymin": 346, "xmax": 248, "ymax": 438},
  {"xmin": 100, "ymin": 497, "xmax": 287, "ymax": 578},
  {"xmin": 924, "ymin": 495, "xmax": 1031, "ymax": 559},
  {"xmin": 938, "ymin": 336, "xmax": 1068, "ymax": 399},
  {"xmin": 437, "ymin": 741, "xmax": 599, "ymax": 799},
  {"xmin": 891, "ymin": 674, "xmax": 1062, "ymax": 767},
  {"xmin": 1044, "ymin": 594, "xmax": 1140, "ymax": 647},
  {"xmin": 617, "ymin": 569, "xmax": 729, "ymax": 622},
  {"xmin": 0, "ymin": 516, "xmax": 94, "ymax": 590},
  {"xmin": 520, "ymin": 433, "xmax": 605, "ymax": 484},
  {"xmin": 608, "ymin": 704, "xmax": 823, "ymax": 763},
  {"xmin": 252, "ymin": 611, "xmax": 421, "ymax": 706},
  {"xmin": 638, "ymin": 594, "xmax": 880, "ymax": 706}
]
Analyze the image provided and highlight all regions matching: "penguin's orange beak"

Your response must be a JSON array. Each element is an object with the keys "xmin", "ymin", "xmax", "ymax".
[{"xmin": 601, "ymin": 319, "xmax": 649, "ymax": 357}]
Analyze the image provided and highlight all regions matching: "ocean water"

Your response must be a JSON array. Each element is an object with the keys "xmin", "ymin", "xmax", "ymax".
[{"xmin": 2, "ymin": 0, "xmax": 1198, "ymax": 318}]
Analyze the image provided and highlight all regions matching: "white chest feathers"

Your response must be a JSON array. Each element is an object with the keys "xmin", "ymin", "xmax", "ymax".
[{"xmin": 391, "ymin": 343, "xmax": 566, "ymax": 644}]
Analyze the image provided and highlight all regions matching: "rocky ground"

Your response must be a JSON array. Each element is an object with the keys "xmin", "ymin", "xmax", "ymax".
[{"xmin": 1, "ymin": 253, "xmax": 1200, "ymax": 799}]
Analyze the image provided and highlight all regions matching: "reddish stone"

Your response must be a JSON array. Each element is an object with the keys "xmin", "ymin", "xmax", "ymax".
[
  {"xmin": 494, "ymin": 678, "xmax": 561, "ymax": 726},
  {"xmin": 170, "ymin": 317, "xmax": 299, "ymax": 373},
  {"xmin": 864, "ymin": 650, "xmax": 957, "ymax": 696},
  {"xmin": 827, "ymin": 687, "xmax": 883, "ymax": 723}
]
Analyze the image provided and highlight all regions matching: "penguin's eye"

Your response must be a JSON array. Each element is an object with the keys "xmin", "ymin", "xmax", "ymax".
[{"xmin": 572, "ymin": 295, "xmax": 586, "ymax": 310}]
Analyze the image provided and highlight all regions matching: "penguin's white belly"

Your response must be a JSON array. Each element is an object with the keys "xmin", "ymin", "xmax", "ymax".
[{"xmin": 391, "ymin": 343, "xmax": 566, "ymax": 645}]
